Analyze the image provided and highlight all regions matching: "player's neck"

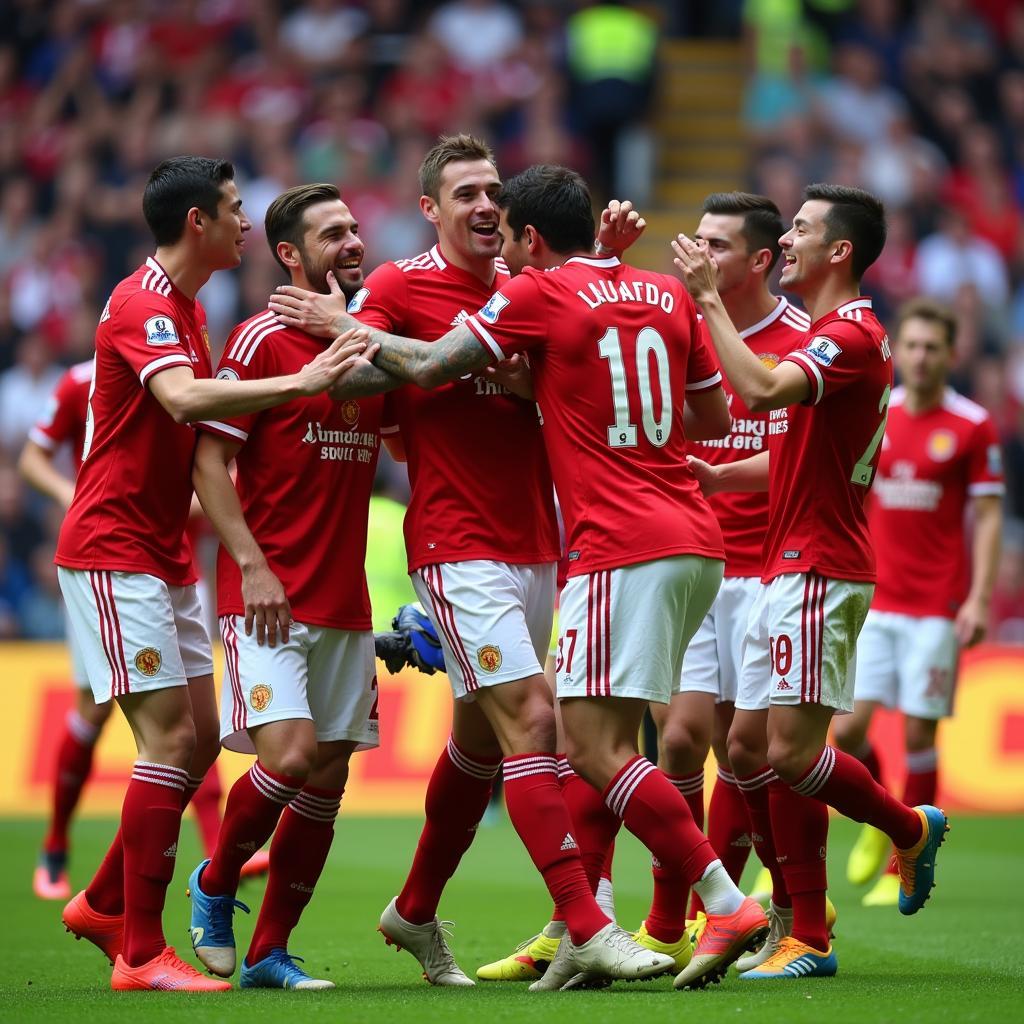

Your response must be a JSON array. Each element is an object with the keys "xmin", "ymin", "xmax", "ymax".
[
  {"xmin": 153, "ymin": 245, "xmax": 213, "ymax": 301},
  {"xmin": 722, "ymin": 285, "xmax": 780, "ymax": 335},
  {"xmin": 903, "ymin": 383, "xmax": 945, "ymax": 414},
  {"xmin": 438, "ymin": 240, "xmax": 497, "ymax": 287},
  {"xmin": 803, "ymin": 277, "xmax": 861, "ymax": 324}
]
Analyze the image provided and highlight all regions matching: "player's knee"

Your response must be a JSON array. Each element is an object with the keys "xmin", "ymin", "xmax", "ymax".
[
  {"xmin": 157, "ymin": 719, "xmax": 198, "ymax": 768},
  {"xmin": 766, "ymin": 736, "xmax": 813, "ymax": 784},
  {"xmin": 263, "ymin": 743, "xmax": 317, "ymax": 782},
  {"xmin": 80, "ymin": 698, "xmax": 113, "ymax": 730},
  {"xmin": 830, "ymin": 718, "xmax": 862, "ymax": 754},
  {"xmin": 727, "ymin": 732, "xmax": 763, "ymax": 778},
  {"xmin": 904, "ymin": 716, "xmax": 938, "ymax": 752},
  {"xmin": 659, "ymin": 718, "xmax": 709, "ymax": 773}
]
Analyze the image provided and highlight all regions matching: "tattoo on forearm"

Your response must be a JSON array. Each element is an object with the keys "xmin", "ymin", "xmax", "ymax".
[{"xmin": 372, "ymin": 326, "xmax": 490, "ymax": 386}]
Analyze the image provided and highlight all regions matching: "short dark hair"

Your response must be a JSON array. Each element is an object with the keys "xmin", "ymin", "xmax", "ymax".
[
  {"xmin": 895, "ymin": 297, "xmax": 957, "ymax": 347},
  {"xmin": 702, "ymin": 191, "xmax": 784, "ymax": 271},
  {"xmin": 497, "ymin": 165, "xmax": 595, "ymax": 254},
  {"xmin": 143, "ymin": 156, "xmax": 235, "ymax": 247},
  {"xmin": 803, "ymin": 183, "xmax": 886, "ymax": 281},
  {"xmin": 265, "ymin": 182, "xmax": 341, "ymax": 274},
  {"xmin": 419, "ymin": 134, "xmax": 495, "ymax": 200}
]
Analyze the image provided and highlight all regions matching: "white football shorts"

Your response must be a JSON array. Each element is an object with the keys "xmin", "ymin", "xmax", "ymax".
[
  {"xmin": 854, "ymin": 609, "xmax": 959, "ymax": 719},
  {"xmin": 63, "ymin": 604, "xmax": 90, "ymax": 691},
  {"xmin": 58, "ymin": 568, "xmax": 213, "ymax": 704},
  {"xmin": 749, "ymin": 572, "xmax": 874, "ymax": 714},
  {"xmin": 681, "ymin": 575, "xmax": 761, "ymax": 703},
  {"xmin": 555, "ymin": 555, "xmax": 724, "ymax": 704},
  {"xmin": 412, "ymin": 560, "xmax": 556, "ymax": 701},
  {"xmin": 219, "ymin": 616, "xmax": 380, "ymax": 754}
]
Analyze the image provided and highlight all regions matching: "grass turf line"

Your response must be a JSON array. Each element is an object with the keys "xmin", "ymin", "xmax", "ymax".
[{"xmin": 3, "ymin": 814, "xmax": 1022, "ymax": 1023}]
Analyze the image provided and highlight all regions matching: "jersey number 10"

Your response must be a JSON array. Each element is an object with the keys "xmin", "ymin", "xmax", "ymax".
[{"xmin": 598, "ymin": 326, "xmax": 673, "ymax": 449}]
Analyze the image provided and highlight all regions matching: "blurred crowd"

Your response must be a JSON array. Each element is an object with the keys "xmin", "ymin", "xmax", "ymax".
[{"xmin": 0, "ymin": 0, "xmax": 1022, "ymax": 641}]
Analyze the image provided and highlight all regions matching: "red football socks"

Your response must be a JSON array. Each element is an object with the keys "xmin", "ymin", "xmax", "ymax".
[
  {"xmin": 792, "ymin": 745, "xmax": 922, "ymax": 849},
  {"xmin": 503, "ymin": 754, "xmax": 609, "ymax": 946},
  {"xmin": 201, "ymin": 762, "xmax": 303, "ymax": 897},
  {"xmin": 558, "ymin": 757, "xmax": 622, "ymax": 893},
  {"xmin": 605, "ymin": 757, "xmax": 714, "ymax": 943},
  {"xmin": 44, "ymin": 711, "xmax": 100, "ymax": 855},
  {"xmin": 768, "ymin": 778, "xmax": 829, "ymax": 950},
  {"xmin": 186, "ymin": 769, "xmax": 224, "ymax": 860},
  {"xmin": 247, "ymin": 786, "xmax": 343, "ymax": 965},
  {"xmin": 120, "ymin": 761, "xmax": 189, "ymax": 967},
  {"xmin": 736, "ymin": 768, "xmax": 790, "ymax": 907},
  {"xmin": 395, "ymin": 736, "xmax": 500, "ymax": 924}
]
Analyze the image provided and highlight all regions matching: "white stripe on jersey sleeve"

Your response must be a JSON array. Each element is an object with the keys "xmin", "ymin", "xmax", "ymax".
[
  {"xmin": 139, "ymin": 352, "xmax": 193, "ymax": 386},
  {"xmin": 380, "ymin": 424, "xmax": 400, "ymax": 436},
  {"xmin": 27, "ymin": 426, "xmax": 58, "ymax": 450},
  {"xmin": 787, "ymin": 350, "xmax": 825, "ymax": 404},
  {"xmin": 198, "ymin": 420, "xmax": 249, "ymax": 442},
  {"xmin": 465, "ymin": 317, "xmax": 506, "ymax": 361},
  {"xmin": 685, "ymin": 371, "xmax": 723, "ymax": 392},
  {"xmin": 967, "ymin": 481, "xmax": 1005, "ymax": 496}
]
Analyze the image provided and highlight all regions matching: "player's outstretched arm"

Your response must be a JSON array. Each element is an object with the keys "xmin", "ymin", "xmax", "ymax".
[
  {"xmin": 684, "ymin": 388, "xmax": 731, "ymax": 440},
  {"xmin": 149, "ymin": 328, "xmax": 369, "ymax": 423},
  {"xmin": 956, "ymin": 493, "xmax": 1002, "ymax": 647},
  {"xmin": 192, "ymin": 432, "xmax": 291, "ymax": 647},
  {"xmin": 17, "ymin": 439, "xmax": 76, "ymax": 510},
  {"xmin": 673, "ymin": 234, "xmax": 810, "ymax": 412},
  {"xmin": 688, "ymin": 451, "xmax": 769, "ymax": 494}
]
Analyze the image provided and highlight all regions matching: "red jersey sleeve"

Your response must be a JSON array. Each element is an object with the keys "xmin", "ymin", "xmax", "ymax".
[
  {"xmin": 966, "ymin": 414, "xmax": 1006, "ymax": 497},
  {"xmin": 463, "ymin": 271, "xmax": 548, "ymax": 361},
  {"xmin": 686, "ymin": 309, "xmax": 723, "ymax": 392},
  {"xmin": 29, "ymin": 369, "xmax": 80, "ymax": 451},
  {"xmin": 782, "ymin": 319, "xmax": 874, "ymax": 407},
  {"xmin": 111, "ymin": 291, "xmax": 196, "ymax": 387},
  {"xmin": 196, "ymin": 322, "xmax": 280, "ymax": 444},
  {"xmin": 350, "ymin": 262, "xmax": 405, "ymax": 332}
]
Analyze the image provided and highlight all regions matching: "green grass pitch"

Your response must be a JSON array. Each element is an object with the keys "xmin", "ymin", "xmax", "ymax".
[{"xmin": 3, "ymin": 813, "xmax": 1022, "ymax": 1022}]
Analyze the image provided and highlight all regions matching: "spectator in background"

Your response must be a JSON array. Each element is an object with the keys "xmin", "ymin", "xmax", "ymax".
[
  {"xmin": 280, "ymin": 0, "xmax": 369, "ymax": 78},
  {"xmin": 0, "ymin": 334, "xmax": 63, "ymax": 459},
  {"xmin": 565, "ymin": 0, "xmax": 658, "ymax": 203},
  {"xmin": 816, "ymin": 42, "xmax": 907, "ymax": 145},
  {"xmin": 429, "ymin": 0, "xmax": 524, "ymax": 77},
  {"xmin": 914, "ymin": 208, "xmax": 1010, "ymax": 310}
]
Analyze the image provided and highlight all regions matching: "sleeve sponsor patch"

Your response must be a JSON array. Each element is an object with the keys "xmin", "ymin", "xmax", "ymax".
[
  {"xmin": 988, "ymin": 443, "xmax": 1003, "ymax": 476},
  {"xmin": 216, "ymin": 367, "xmax": 240, "ymax": 381},
  {"xmin": 144, "ymin": 316, "xmax": 180, "ymax": 346},
  {"xmin": 347, "ymin": 288, "xmax": 369, "ymax": 313},
  {"xmin": 478, "ymin": 291, "xmax": 510, "ymax": 324},
  {"xmin": 804, "ymin": 336, "xmax": 842, "ymax": 366}
]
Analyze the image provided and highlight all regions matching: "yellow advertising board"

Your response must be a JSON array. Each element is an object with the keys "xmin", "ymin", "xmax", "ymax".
[{"xmin": 1, "ymin": 642, "xmax": 1022, "ymax": 816}]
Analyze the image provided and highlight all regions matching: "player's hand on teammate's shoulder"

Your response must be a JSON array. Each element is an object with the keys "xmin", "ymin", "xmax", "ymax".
[
  {"xmin": 483, "ymin": 353, "xmax": 534, "ymax": 400},
  {"xmin": 596, "ymin": 199, "xmax": 647, "ymax": 256},
  {"xmin": 241, "ymin": 560, "xmax": 292, "ymax": 648},
  {"xmin": 296, "ymin": 328, "xmax": 370, "ymax": 395},
  {"xmin": 672, "ymin": 233, "xmax": 719, "ymax": 305},
  {"xmin": 686, "ymin": 454, "xmax": 721, "ymax": 495},
  {"xmin": 954, "ymin": 596, "xmax": 988, "ymax": 648},
  {"xmin": 269, "ymin": 270, "xmax": 352, "ymax": 337}
]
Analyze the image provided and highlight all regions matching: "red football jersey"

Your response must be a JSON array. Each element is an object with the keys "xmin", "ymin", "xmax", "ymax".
[
  {"xmin": 464, "ymin": 255, "xmax": 725, "ymax": 577},
  {"xmin": 764, "ymin": 297, "xmax": 894, "ymax": 584},
  {"xmin": 56, "ymin": 258, "xmax": 212, "ymax": 585},
  {"xmin": 29, "ymin": 359, "xmax": 94, "ymax": 473},
  {"xmin": 868, "ymin": 387, "xmax": 1004, "ymax": 617},
  {"xmin": 200, "ymin": 310, "xmax": 383, "ymax": 630},
  {"xmin": 350, "ymin": 244, "xmax": 560, "ymax": 571},
  {"xmin": 688, "ymin": 298, "xmax": 809, "ymax": 577}
]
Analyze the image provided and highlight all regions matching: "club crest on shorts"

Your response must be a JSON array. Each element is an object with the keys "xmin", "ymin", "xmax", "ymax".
[
  {"xmin": 340, "ymin": 399, "xmax": 360, "ymax": 426},
  {"xmin": 477, "ymin": 645, "xmax": 502, "ymax": 673},
  {"xmin": 134, "ymin": 647, "xmax": 162, "ymax": 676},
  {"xmin": 249, "ymin": 683, "xmax": 273, "ymax": 712}
]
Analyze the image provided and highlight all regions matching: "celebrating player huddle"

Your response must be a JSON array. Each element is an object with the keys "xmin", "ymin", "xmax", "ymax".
[{"xmin": 44, "ymin": 134, "xmax": 985, "ymax": 994}]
